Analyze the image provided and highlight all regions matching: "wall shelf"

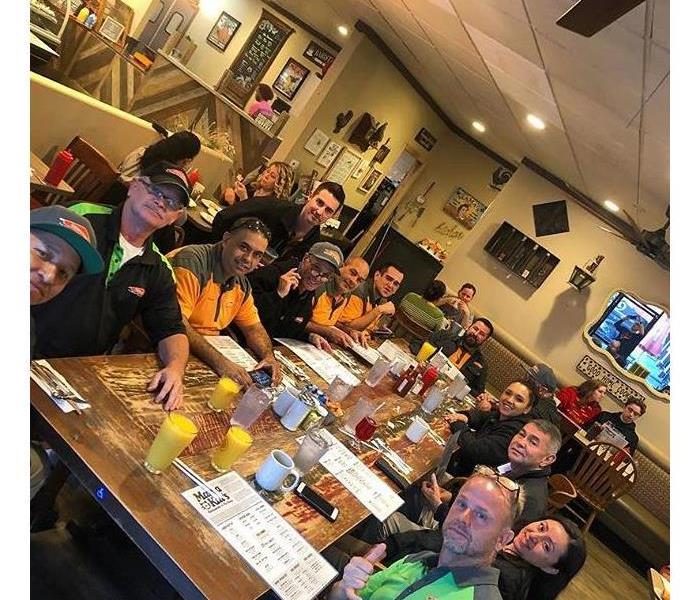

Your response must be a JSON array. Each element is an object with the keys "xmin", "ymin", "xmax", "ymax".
[{"xmin": 484, "ymin": 221, "xmax": 560, "ymax": 288}]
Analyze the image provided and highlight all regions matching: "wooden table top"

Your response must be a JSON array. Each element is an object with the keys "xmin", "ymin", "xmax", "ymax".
[
  {"xmin": 30, "ymin": 151, "xmax": 75, "ymax": 197},
  {"xmin": 30, "ymin": 343, "xmax": 469, "ymax": 600}
]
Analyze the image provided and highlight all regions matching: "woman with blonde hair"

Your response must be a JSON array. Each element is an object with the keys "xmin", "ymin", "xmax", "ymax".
[{"xmin": 223, "ymin": 161, "xmax": 294, "ymax": 205}]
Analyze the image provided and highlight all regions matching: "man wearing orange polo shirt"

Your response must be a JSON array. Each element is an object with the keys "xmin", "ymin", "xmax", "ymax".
[
  {"xmin": 306, "ymin": 257, "xmax": 369, "ymax": 347},
  {"xmin": 168, "ymin": 217, "xmax": 281, "ymax": 387}
]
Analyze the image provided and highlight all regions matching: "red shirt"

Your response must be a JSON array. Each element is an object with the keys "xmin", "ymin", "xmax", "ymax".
[{"xmin": 556, "ymin": 386, "xmax": 601, "ymax": 427}]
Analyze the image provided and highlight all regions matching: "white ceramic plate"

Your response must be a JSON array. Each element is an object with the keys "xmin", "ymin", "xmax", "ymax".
[
  {"xmin": 199, "ymin": 211, "xmax": 214, "ymax": 225},
  {"xmin": 201, "ymin": 198, "xmax": 219, "ymax": 211}
]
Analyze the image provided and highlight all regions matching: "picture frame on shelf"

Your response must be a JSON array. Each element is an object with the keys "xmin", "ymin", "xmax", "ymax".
[
  {"xmin": 206, "ymin": 11, "xmax": 241, "ymax": 52},
  {"xmin": 351, "ymin": 159, "xmax": 369, "ymax": 180},
  {"xmin": 324, "ymin": 147, "xmax": 363, "ymax": 184},
  {"xmin": 98, "ymin": 16, "xmax": 126, "ymax": 45},
  {"xmin": 303, "ymin": 128, "xmax": 330, "ymax": 156},
  {"xmin": 315, "ymin": 140, "xmax": 342, "ymax": 168},
  {"xmin": 358, "ymin": 167, "xmax": 382, "ymax": 194},
  {"xmin": 272, "ymin": 58, "xmax": 310, "ymax": 101}
]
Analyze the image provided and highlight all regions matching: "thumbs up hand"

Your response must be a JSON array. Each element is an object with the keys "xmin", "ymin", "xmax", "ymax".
[{"xmin": 338, "ymin": 543, "xmax": 387, "ymax": 600}]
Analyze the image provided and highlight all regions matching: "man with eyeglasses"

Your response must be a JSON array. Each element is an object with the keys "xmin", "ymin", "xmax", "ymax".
[
  {"xmin": 338, "ymin": 262, "xmax": 405, "ymax": 339},
  {"xmin": 306, "ymin": 257, "xmax": 370, "ymax": 348},
  {"xmin": 167, "ymin": 217, "xmax": 282, "ymax": 387},
  {"xmin": 329, "ymin": 470, "xmax": 518, "ymax": 600},
  {"xmin": 248, "ymin": 242, "xmax": 344, "ymax": 350},
  {"xmin": 211, "ymin": 181, "xmax": 345, "ymax": 262},
  {"xmin": 585, "ymin": 398, "xmax": 645, "ymax": 455},
  {"xmin": 31, "ymin": 162, "xmax": 191, "ymax": 410}
]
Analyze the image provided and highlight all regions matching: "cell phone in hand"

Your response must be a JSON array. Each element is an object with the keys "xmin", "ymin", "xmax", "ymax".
[{"xmin": 249, "ymin": 368, "xmax": 272, "ymax": 388}]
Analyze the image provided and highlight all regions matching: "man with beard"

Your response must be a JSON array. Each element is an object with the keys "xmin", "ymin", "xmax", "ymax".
[
  {"xmin": 212, "ymin": 181, "xmax": 345, "ymax": 261},
  {"xmin": 247, "ymin": 242, "xmax": 344, "ymax": 351},
  {"xmin": 168, "ymin": 217, "xmax": 281, "ymax": 387},
  {"xmin": 338, "ymin": 262, "xmax": 405, "ymax": 340},
  {"xmin": 306, "ymin": 257, "xmax": 370, "ymax": 348},
  {"xmin": 328, "ymin": 470, "xmax": 518, "ymax": 600},
  {"xmin": 31, "ymin": 162, "xmax": 191, "ymax": 410}
]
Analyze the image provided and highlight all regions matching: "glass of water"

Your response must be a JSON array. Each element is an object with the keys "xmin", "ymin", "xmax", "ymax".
[
  {"xmin": 293, "ymin": 428, "xmax": 332, "ymax": 475},
  {"xmin": 230, "ymin": 385, "xmax": 270, "ymax": 430},
  {"xmin": 364, "ymin": 358, "xmax": 392, "ymax": 388}
]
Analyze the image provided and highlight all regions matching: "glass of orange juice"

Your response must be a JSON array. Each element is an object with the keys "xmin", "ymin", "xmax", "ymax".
[
  {"xmin": 416, "ymin": 341, "xmax": 437, "ymax": 363},
  {"xmin": 211, "ymin": 426, "xmax": 253, "ymax": 473},
  {"xmin": 208, "ymin": 376, "xmax": 241, "ymax": 412},
  {"xmin": 144, "ymin": 413, "xmax": 199, "ymax": 474}
]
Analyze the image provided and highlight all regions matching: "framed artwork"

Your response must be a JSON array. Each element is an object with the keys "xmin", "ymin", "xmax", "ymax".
[
  {"xmin": 98, "ymin": 16, "xmax": 126, "ymax": 44},
  {"xmin": 273, "ymin": 58, "xmax": 310, "ymax": 101},
  {"xmin": 352, "ymin": 159, "xmax": 369, "ymax": 180},
  {"xmin": 315, "ymin": 140, "xmax": 342, "ymax": 168},
  {"xmin": 304, "ymin": 128, "xmax": 330, "ymax": 156},
  {"xmin": 207, "ymin": 12, "xmax": 241, "ymax": 52},
  {"xmin": 303, "ymin": 40, "xmax": 336, "ymax": 69},
  {"xmin": 358, "ymin": 168, "xmax": 383, "ymax": 194},
  {"xmin": 443, "ymin": 187, "xmax": 487, "ymax": 229},
  {"xmin": 324, "ymin": 147, "xmax": 363, "ymax": 184}
]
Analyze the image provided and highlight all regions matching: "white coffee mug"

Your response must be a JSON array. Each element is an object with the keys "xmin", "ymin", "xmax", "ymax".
[
  {"xmin": 272, "ymin": 386, "xmax": 301, "ymax": 417},
  {"xmin": 406, "ymin": 416, "xmax": 430, "ymax": 443},
  {"xmin": 255, "ymin": 450, "xmax": 301, "ymax": 492}
]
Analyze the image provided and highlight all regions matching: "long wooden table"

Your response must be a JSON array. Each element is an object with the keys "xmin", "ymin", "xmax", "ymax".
[{"xmin": 30, "ymin": 345, "xmax": 467, "ymax": 599}]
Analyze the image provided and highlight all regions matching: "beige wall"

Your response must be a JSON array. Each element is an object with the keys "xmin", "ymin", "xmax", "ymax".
[
  {"xmin": 123, "ymin": 0, "xmax": 156, "ymax": 36},
  {"xmin": 182, "ymin": 0, "xmax": 334, "ymax": 116},
  {"xmin": 283, "ymin": 37, "xmax": 453, "ymax": 211},
  {"xmin": 436, "ymin": 166, "xmax": 670, "ymax": 461}
]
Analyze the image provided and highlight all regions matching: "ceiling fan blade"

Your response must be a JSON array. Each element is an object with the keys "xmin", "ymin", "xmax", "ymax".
[
  {"xmin": 621, "ymin": 209, "xmax": 646, "ymax": 241},
  {"xmin": 556, "ymin": 0, "xmax": 645, "ymax": 37},
  {"xmin": 597, "ymin": 225, "xmax": 629, "ymax": 241}
]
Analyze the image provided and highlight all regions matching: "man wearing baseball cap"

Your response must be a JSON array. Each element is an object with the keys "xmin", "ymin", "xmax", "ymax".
[
  {"xmin": 31, "ymin": 161, "xmax": 191, "ymax": 410},
  {"xmin": 524, "ymin": 363, "xmax": 562, "ymax": 426},
  {"xmin": 247, "ymin": 241, "xmax": 344, "ymax": 351}
]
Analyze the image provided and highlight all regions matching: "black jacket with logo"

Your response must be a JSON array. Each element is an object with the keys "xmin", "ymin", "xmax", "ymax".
[{"xmin": 31, "ymin": 203, "xmax": 185, "ymax": 358}]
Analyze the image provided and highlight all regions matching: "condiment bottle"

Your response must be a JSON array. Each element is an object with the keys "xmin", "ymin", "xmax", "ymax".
[
  {"xmin": 417, "ymin": 366, "xmax": 439, "ymax": 397},
  {"xmin": 44, "ymin": 150, "xmax": 74, "ymax": 185},
  {"xmin": 76, "ymin": 7, "xmax": 90, "ymax": 23},
  {"xmin": 85, "ymin": 13, "xmax": 97, "ymax": 29},
  {"xmin": 395, "ymin": 366, "xmax": 416, "ymax": 397}
]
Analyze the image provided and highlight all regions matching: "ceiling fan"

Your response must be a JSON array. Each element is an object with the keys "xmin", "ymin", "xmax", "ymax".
[
  {"xmin": 557, "ymin": 0, "xmax": 646, "ymax": 37},
  {"xmin": 598, "ymin": 206, "xmax": 669, "ymax": 270}
]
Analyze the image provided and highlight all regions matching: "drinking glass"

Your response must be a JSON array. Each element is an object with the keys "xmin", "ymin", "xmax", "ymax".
[
  {"xmin": 293, "ymin": 428, "xmax": 332, "ymax": 475},
  {"xmin": 355, "ymin": 416, "xmax": 378, "ymax": 441},
  {"xmin": 341, "ymin": 397, "xmax": 376, "ymax": 434},
  {"xmin": 327, "ymin": 376, "xmax": 354, "ymax": 403},
  {"xmin": 144, "ymin": 413, "xmax": 198, "ymax": 474},
  {"xmin": 230, "ymin": 385, "xmax": 270, "ymax": 429},
  {"xmin": 422, "ymin": 386, "xmax": 445, "ymax": 414},
  {"xmin": 416, "ymin": 342, "xmax": 436, "ymax": 363},
  {"xmin": 364, "ymin": 358, "xmax": 392, "ymax": 387},
  {"xmin": 208, "ymin": 376, "xmax": 241, "ymax": 412},
  {"xmin": 211, "ymin": 426, "xmax": 253, "ymax": 473}
]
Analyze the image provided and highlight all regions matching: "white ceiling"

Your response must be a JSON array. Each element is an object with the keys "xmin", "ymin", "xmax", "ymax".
[{"xmin": 273, "ymin": 0, "xmax": 669, "ymax": 228}]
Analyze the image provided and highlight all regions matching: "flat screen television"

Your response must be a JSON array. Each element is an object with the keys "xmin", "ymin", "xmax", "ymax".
[{"xmin": 586, "ymin": 291, "xmax": 670, "ymax": 393}]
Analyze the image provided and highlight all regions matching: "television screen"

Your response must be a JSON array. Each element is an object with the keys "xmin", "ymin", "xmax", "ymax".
[{"xmin": 587, "ymin": 291, "xmax": 670, "ymax": 393}]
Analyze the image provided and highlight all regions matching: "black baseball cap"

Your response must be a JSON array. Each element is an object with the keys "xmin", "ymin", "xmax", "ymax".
[{"xmin": 141, "ymin": 161, "xmax": 191, "ymax": 207}]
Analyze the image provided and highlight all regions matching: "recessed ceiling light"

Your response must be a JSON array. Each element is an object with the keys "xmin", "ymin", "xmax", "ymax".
[
  {"xmin": 337, "ymin": 25, "xmax": 349, "ymax": 36},
  {"xmin": 526, "ymin": 114, "xmax": 546, "ymax": 130},
  {"xmin": 472, "ymin": 121, "xmax": 486, "ymax": 133},
  {"xmin": 604, "ymin": 199, "xmax": 620, "ymax": 212}
]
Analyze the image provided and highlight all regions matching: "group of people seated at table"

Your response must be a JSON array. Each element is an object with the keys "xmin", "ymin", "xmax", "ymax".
[{"xmin": 29, "ymin": 151, "xmax": 647, "ymax": 599}]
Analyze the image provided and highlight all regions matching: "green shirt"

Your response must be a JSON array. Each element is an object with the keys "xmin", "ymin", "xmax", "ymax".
[
  {"xmin": 399, "ymin": 292, "xmax": 445, "ymax": 332},
  {"xmin": 358, "ymin": 552, "xmax": 502, "ymax": 600}
]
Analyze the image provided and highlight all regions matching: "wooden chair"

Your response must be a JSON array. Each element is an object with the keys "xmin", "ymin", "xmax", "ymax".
[
  {"xmin": 43, "ymin": 136, "xmax": 119, "ymax": 206},
  {"xmin": 547, "ymin": 473, "xmax": 577, "ymax": 514},
  {"xmin": 562, "ymin": 441, "xmax": 637, "ymax": 533}
]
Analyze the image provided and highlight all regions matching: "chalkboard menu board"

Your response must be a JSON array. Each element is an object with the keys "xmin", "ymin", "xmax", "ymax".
[{"xmin": 220, "ymin": 9, "xmax": 294, "ymax": 107}]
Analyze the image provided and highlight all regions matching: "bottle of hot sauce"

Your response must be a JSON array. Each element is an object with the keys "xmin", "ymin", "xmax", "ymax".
[{"xmin": 395, "ymin": 366, "xmax": 417, "ymax": 397}]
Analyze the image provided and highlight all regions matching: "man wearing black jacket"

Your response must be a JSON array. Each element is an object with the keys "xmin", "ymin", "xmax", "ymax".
[
  {"xmin": 247, "ymin": 242, "xmax": 344, "ymax": 350},
  {"xmin": 212, "ymin": 181, "xmax": 345, "ymax": 261},
  {"xmin": 587, "ymin": 399, "xmax": 645, "ymax": 455}
]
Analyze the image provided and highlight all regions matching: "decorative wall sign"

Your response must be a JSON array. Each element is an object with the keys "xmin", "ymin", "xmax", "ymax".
[
  {"xmin": 98, "ymin": 16, "xmax": 126, "ymax": 44},
  {"xmin": 352, "ymin": 160, "xmax": 369, "ymax": 180},
  {"xmin": 273, "ymin": 58, "xmax": 310, "ymax": 100},
  {"xmin": 207, "ymin": 12, "xmax": 241, "ymax": 52},
  {"xmin": 315, "ymin": 140, "xmax": 342, "ymax": 168},
  {"xmin": 443, "ymin": 187, "xmax": 487, "ymax": 229},
  {"xmin": 303, "ymin": 128, "xmax": 330, "ymax": 156},
  {"xmin": 576, "ymin": 354, "xmax": 651, "ymax": 405},
  {"xmin": 303, "ymin": 40, "xmax": 336, "ymax": 69},
  {"xmin": 532, "ymin": 200, "xmax": 570, "ymax": 236},
  {"xmin": 324, "ymin": 147, "xmax": 362, "ymax": 184},
  {"xmin": 415, "ymin": 128, "xmax": 436, "ymax": 151},
  {"xmin": 358, "ymin": 168, "xmax": 382, "ymax": 194},
  {"xmin": 220, "ymin": 9, "xmax": 294, "ymax": 107}
]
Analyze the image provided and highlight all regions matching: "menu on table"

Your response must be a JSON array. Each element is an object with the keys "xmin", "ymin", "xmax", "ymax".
[
  {"xmin": 182, "ymin": 471, "xmax": 337, "ymax": 600},
  {"xmin": 377, "ymin": 340, "xmax": 417, "ymax": 368},
  {"xmin": 275, "ymin": 338, "xmax": 360, "ymax": 386},
  {"xmin": 315, "ymin": 429, "xmax": 404, "ymax": 521},
  {"xmin": 348, "ymin": 341, "xmax": 381, "ymax": 365}
]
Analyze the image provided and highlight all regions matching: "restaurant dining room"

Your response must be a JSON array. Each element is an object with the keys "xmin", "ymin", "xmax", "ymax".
[{"xmin": 19, "ymin": 0, "xmax": 689, "ymax": 598}]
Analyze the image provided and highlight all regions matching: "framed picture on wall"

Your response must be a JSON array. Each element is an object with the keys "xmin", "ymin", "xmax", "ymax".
[
  {"xmin": 304, "ymin": 128, "xmax": 330, "ymax": 156},
  {"xmin": 207, "ymin": 12, "xmax": 241, "ymax": 52},
  {"xmin": 316, "ymin": 140, "xmax": 342, "ymax": 168},
  {"xmin": 324, "ymin": 147, "xmax": 363, "ymax": 184},
  {"xmin": 352, "ymin": 159, "xmax": 369, "ymax": 180},
  {"xmin": 358, "ymin": 167, "xmax": 383, "ymax": 194},
  {"xmin": 98, "ymin": 16, "xmax": 126, "ymax": 45},
  {"xmin": 443, "ymin": 186, "xmax": 487, "ymax": 229},
  {"xmin": 303, "ymin": 40, "xmax": 336, "ymax": 69},
  {"xmin": 273, "ymin": 58, "xmax": 310, "ymax": 100}
]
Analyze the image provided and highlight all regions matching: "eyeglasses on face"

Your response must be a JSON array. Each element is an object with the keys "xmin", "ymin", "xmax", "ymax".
[
  {"xmin": 229, "ymin": 217, "xmax": 272, "ymax": 241},
  {"xmin": 305, "ymin": 256, "xmax": 334, "ymax": 281},
  {"xmin": 139, "ymin": 178, "xmax": 185, "ymax": 211},
  {"xmin": 473, "ymin": 465, "xmax": 521, "ymax": 501}
]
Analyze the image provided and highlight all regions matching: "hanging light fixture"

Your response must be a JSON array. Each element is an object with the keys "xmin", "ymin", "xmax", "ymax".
[{"xmin": 568, "ymin": 255, "xmax": 604, "ymax": 291}]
